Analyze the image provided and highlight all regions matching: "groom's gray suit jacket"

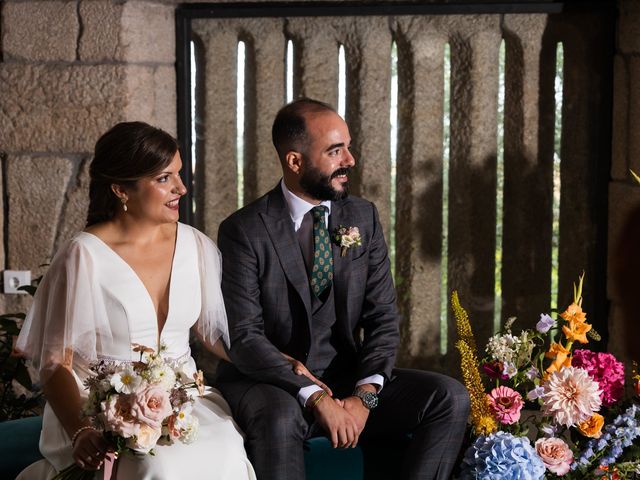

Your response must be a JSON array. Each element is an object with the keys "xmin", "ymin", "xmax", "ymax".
[{"xmin": 216, "ymin": 184, "xmax": 400, "ymax": 397}]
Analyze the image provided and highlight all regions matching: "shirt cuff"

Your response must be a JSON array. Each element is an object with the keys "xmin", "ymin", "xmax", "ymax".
[
  {"xmin": 356, "ymin": 374, "xmax": 385, "ymax": 392},
  {"xmin": 297, "ymin": 384, "xmax": 324, "ymax": 407}
]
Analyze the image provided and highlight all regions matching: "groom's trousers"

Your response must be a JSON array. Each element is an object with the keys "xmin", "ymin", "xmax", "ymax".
[{"xmin": 218, "ymin": 368, "xmax": 470, "ymax": 480}]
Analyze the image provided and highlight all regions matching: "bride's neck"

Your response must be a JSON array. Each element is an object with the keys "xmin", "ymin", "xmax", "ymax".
[{"xmin": 93, "ymin": 216, "xmax": 176, "ymax": 247}]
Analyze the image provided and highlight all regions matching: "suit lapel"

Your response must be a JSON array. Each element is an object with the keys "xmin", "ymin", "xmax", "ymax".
[{"xmin": 261, "ymin": 187, "xmax": 313, "ymax": 320}]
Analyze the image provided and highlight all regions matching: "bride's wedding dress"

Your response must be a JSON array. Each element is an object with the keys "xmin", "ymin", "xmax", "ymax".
[{"xmin": 16, "ymin": 223, "xmax": 256, "ymax": 479}]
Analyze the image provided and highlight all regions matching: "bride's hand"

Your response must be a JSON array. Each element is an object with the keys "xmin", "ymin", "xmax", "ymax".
[
  {"xmin": 282, "ymin": 354, "xmax": 333, "ymax": 397},
  {"xmin": 72, "ymin": 427, "xmax": 111, "ymax": 471}
]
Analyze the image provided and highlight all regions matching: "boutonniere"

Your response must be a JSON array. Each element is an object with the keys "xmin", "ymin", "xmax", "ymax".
[{"xmin": 332, "ymin": 225, "xmax": 362, "ymax": 257}]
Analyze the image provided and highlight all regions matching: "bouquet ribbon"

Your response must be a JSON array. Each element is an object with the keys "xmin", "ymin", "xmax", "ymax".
[{"xmin": 103, "ymin": 452, "xmax": 117, "ymax": 480}]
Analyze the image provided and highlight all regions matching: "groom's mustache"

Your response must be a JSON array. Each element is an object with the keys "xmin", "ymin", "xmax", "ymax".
[{"xmin": 330, "ymin": 167, "xmax": 352, "ymax": 179}]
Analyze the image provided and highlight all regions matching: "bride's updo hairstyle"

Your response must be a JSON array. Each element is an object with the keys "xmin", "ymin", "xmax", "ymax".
[{"xmin": 87, "ymin": 121, "xmax": 179, "ymax": 226}]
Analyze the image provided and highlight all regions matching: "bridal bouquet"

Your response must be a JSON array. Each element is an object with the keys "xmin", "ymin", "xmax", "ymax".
[
  {"xmin": 54, "ymin": 344, "xmax": 204, "ymax": 479},
  {"xmin": 454, "ymin": 275, "xmax": 640, "ymax": 479}
]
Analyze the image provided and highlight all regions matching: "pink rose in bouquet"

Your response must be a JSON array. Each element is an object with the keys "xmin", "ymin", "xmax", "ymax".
[
  {"xmin": 535, "ymin": 437, "xmax": 574, "ymax": 475},
  {"xmin": 101, "ymin": 394, "xmax": 140, "ymax": 438},
  {"xmin": 130, "ymin": 424, "xmax": 163, "ymax": 452},
  {"xmin": 487, "ymin": 386, "xmax": 523, "ymax": 424},
  {"xmin": 131, "ymin": 384, "xmax": 173, "ymax": 429}
]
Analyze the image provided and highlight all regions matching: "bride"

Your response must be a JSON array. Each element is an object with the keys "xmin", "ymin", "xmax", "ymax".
[{"xmin": 15, "ymin": 122, "xmax": 271, "ymax": 479}]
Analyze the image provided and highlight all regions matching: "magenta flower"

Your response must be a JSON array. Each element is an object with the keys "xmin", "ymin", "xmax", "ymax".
[
  {"xmin": 487, "ymin": 386, "xmax": 524, "ymax": 425},
  {"xmin": 481, "ymin": 361, "xmax": 509, "ymax": 380},
  {"xmin": 572, "ymin": 349, "xmax": 625, "ymax": 407}
]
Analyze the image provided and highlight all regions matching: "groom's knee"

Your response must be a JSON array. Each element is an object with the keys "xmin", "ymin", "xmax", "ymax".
[{"xmin": 241, "ymin": 384, "xmax": 308, "ymax": 442}]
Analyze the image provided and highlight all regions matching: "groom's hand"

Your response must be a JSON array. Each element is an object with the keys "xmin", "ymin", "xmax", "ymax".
[
  {"xmin": 341, "ymin": 396, "xmax": 370, "ymax": 436},
  {"xmin": 311, "ymin": 393, "xmax": 360, "ymax": 449}
]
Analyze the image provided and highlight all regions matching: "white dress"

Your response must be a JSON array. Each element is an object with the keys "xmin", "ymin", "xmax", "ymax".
[{"xmin": 16, "ymin": 223, "xmax": 256, "ymax": 480}]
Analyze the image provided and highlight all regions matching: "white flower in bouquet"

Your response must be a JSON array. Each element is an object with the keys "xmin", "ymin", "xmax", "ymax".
[
  {"xmin": 110, "ymin": 364, "xmax": 143, "ymax": 394},
  {"xmin": 147, "ymin": 363, "xmax": 177, "ymax": 390},
  {"xmin": 541, "ymin": 366, "xmax": 602, "ymax": 427},
  {"xmin": 180, "ymin": 415, "xmax": 199, "ymax": 444},
  {"xmin": 129, "ymin": 423, "xmax": 162, "ymax": 453}
]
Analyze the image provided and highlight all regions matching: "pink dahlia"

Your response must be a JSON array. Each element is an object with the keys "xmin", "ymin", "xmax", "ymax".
[
  {"xmin": 535, "ymin": 437, "xmax": 574, "ymax": 476},
  {"xmin": 542, "ymin": 366, "xmax": 602, "ymax": 427},
  {"xmin": 572, "ymin": 349, "xmax": 624, "ymax": 407},
  {"xmin": 487, "ymin": 386, "xmax": 524, "ymax": 424}
]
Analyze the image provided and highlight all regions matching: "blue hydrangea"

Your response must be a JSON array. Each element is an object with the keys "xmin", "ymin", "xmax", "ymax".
[{"xmin": 460, "ymin": 431, "xmax": 546, "ymax": 480}]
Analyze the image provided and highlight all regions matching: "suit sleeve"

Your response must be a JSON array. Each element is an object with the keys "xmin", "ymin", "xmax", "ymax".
[
  {"xmin": 218, "ymin": 216, "xmax": 314, "ymax": 396},
  {"xmin": 356, "ymin": 203, "xmax": 401, "ymax": 381}
]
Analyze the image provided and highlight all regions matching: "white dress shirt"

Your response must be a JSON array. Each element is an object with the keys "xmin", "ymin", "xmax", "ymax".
[{"xmin": 280, "ymin": 180, "xmax": 384, "ymax": 406}]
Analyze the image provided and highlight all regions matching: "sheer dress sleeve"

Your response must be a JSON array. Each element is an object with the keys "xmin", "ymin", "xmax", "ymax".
[
  {"xmin": 192, "ymin": 228, "xmax": 230, "ymax": 349},
  {"xmin": 15, "ymin": 237, "xmax": 113, "ymax": 385}
]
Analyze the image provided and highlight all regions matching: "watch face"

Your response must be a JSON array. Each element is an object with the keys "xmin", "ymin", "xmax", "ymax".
[{"xmin": 358, "ymin": 390, "xmax": 378, "ymax": 409}]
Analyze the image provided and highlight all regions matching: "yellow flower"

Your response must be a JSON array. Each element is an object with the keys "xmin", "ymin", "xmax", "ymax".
[
  {"xmin": 452, "ymin": 291, "xmax": 477, "ymax": 354},
  {"xmin": 562, "ymin": 319, "xmax": 592, "ymax": 344},
  {"xmin": 456, "ymin": 340, "xmax": 497, "ymax": 435},
  {"xmin": 578, "ymin": 413, "xmax": 604, "ymax": 438}
]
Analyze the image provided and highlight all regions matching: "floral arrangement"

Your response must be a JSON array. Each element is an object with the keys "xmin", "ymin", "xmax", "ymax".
[
  {"xmin": 332, "ymin": 225, "xmax": 361, "ymax": 256},
  {"xmin": 455, "ymin": 274, "xmax": 640, "ymax": 479},
  {"xmin": 54, "ymin": 344, "xmax": 204, "ymax": 479}
]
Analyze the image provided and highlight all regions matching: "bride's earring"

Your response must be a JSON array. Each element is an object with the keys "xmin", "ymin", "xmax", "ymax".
[{"xmin": 121, "ymin": 198, "xmax": 128, "ymax": 212}]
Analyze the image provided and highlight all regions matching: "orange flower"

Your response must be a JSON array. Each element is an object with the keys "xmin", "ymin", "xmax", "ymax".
[
  {"xmin": 562, "ymin": 319, "xmax": 592, "ymax": 344},
  {"xmin": 545, "ymin": 342, "xmax": 572, "ymax": 375},
  {"xmin": 560, "ymin": 302, "xmax": 587, "ymax": 323},
  {"xmin": 578, "ymin": 413, "xmax": 604, "ymax": 438}
]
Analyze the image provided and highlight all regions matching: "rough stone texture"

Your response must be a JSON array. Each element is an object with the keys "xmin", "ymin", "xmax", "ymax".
[
  {"xmin": 393, "ymin": 16, "xmax": 447, "ymax": 368},
  {"xmin": 607, "ymin": 181, "xmax": 640, "ymax": 301},
  {"xmin": 193, "ymin": 20, "xmax": 239, "ymax": 237},
  {"xmin": 2, "ymin": 0, "xmax": 78, "ymax": 62},
  {"xmin": 80, "ymin": 0, "xmax": 174, "ymax": 63},
  {"xmin": 629, "ymin": 57, "xmax": 640, "ymax": 176},
  {"xmin": 342, "ymin": 17, "xmax": 392, "ymax": 238},
  {"xmin": 500, "ymin": 15, "xmax": 551, "ymax": 330},
  {"xmin": 0, "ymin": 64, "xmax": 128, "ymax": 153},
  {"xmin": 618, "ymin": 0, "xmax": 640, "ymax": 54},
  {"xmin": 125, "ymin": 65, "xmax": 177, "ymax": 136},
  {"xmin": 286, "ymin": 18, "xmax": 340, "ymax": 106},
  {"xmin": 447, "ymin": 15, "xmax": 501, "ymax": 349},
  {"xmin": 54, "ymin": 157, "xmax": 91, "ymax": 252},
  {"xmin": 79, "ymin": 0, "xmax": 125, "ymax": 61},
  {"xmin": 121, "ymin": 1, "xmax": 174, "ymax": 64},
  {"xmin": 6, "ymin": 155, "xmax": 74, "ymax": 272},
  {"xmin": 611, "ymin": 54, "xmax": 629, "ymax": 180}
]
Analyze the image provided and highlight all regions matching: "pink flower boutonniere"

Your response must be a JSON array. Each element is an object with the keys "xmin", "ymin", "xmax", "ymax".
[{"xmin": 332, "ymin": 225, "xmax": 362, "ymax": 257}]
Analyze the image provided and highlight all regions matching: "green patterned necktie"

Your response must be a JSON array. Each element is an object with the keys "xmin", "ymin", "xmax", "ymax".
[{"xmin": 310, "ymin": 205, "xmax": 333, "ymax": 297}]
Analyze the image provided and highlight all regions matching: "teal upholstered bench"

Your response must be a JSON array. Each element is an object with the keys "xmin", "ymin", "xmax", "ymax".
[{"xmin": 0, "ymin": 417, "xmax": 370, "ymax": 479}]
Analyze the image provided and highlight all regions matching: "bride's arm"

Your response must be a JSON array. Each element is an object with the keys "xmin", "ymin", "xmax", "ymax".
[{"xmin": 42, "ymin": 359, "xmax": 111, "ymax": 470}]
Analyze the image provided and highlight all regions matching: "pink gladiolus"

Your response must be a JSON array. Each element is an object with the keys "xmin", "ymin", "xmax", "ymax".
[
  {"xmin": 535, "ymin": 437, "xmax": 574, "ymax": 476},
  {"xmin": 130, "ymin": 385, "xmax": 173, "ymax": 429},
  {"xmin": 487, "ymin": 386, "xmax": 524, "ymax": 425}
]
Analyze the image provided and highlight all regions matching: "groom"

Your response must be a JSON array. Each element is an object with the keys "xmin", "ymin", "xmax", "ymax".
[{"xmin": 216, "ymin": 98, "xmax": 469, "ymax": 479}]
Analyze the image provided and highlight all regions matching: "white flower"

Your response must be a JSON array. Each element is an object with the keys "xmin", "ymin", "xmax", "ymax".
[
  {"xmin": 502, "ymin": 361, "xmax": 518, "ymax": 379},
  {"xmin": 180, "ymin": 415, "xmax": 199, "ymax": 444},
  {"xmin": 111, "ymin": 365, "xmax": 143, "ymax": 394},
  {"xmin": 541, "ymin": 366, "xmax": 602, "ymax": 427},
  {"xmin": 148, "ymin": 363, "xmax": 177, "ymax": 389},
  {"xmin": 173, "ymin": 403, "xmax": 194, "ymax": 430}
]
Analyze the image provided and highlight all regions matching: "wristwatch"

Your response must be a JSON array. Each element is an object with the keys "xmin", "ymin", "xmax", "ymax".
[{"xmin": 353, "ymin": 388, "xmax": 379, "ymax": 410}]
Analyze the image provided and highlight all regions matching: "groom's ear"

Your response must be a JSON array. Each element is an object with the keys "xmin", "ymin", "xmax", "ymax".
[{"xmin": 285, "ymin": 150, "xmax": 303, "ymax": 175}]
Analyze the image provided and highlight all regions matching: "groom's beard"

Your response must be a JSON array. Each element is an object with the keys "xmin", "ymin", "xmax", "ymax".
[{"xmin": 299, "ymin": 163, "xmax": 351, "ymax": 202}]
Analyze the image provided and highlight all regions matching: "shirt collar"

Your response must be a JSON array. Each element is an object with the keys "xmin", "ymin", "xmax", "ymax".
[{"xmin": 280, "ymin": 179, "xmax": 331, "ymax": 230}]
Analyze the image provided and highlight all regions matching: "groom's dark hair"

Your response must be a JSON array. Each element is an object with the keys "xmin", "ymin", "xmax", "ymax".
[{"xmin": 271, "ymin": 98, "xmax": 336, "ymax": 162}]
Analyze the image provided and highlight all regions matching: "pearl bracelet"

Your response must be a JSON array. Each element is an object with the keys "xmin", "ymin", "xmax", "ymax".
[{"xmin": 71, "ymin": 426, "xmax": 96, "ymax": 447}]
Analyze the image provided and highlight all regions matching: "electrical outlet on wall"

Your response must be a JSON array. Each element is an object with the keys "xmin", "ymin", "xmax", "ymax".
[{"xmin": 3, "ymin": 270, "xmax": 32, "ymax": 294}]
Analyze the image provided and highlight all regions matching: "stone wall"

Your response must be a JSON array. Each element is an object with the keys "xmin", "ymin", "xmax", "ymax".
[{"xmin": 0, "ymin": 0, "xmax": 177, "ymax": 312}]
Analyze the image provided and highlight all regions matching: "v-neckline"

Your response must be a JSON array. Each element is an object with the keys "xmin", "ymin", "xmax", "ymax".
[{"xmin": 81, "ymin": 223, "xmax": 181, "ymax": 347}]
